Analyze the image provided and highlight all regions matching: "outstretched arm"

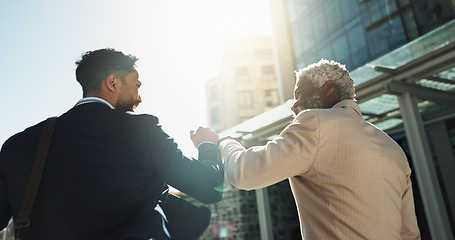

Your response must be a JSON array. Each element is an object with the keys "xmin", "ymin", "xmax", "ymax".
[
  {"xmin": 146, "ymin": 120, "xmax": 224, "ymax": 204},
  {"xmin": 219, "ymin": 110, "xmax": 319, "ymax": 190}
]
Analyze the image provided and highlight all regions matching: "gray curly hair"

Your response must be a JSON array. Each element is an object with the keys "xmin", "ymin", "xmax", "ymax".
[{"xmin": 295, "ymin": 59, "xmax": 356, "ymax": 100}]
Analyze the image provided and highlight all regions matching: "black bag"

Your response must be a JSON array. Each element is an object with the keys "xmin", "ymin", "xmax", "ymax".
[{"xmin": 160, "ymin": 194, "xmax": 212, "ymax": 240}]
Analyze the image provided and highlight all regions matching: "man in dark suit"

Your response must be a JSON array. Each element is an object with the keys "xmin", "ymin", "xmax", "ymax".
[{"xmin": 0, "ymin": 48, "xmax": 224, "ymax": 239}]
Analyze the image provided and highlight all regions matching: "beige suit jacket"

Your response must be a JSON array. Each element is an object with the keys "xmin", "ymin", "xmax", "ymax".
[{"xmin": 219, "ymin": 100, "xmax": 420, "ymax": 239}]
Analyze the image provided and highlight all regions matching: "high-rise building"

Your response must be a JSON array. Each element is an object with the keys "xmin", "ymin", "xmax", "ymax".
[{"xmin": 206, "ymin": 36, "xmax": 281, "ymax": 133}]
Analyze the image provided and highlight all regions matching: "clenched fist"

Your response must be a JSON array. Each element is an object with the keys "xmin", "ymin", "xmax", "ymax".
[{"xmin": 190, "ymin": 127, "xmax": 219, "ymax": 148}]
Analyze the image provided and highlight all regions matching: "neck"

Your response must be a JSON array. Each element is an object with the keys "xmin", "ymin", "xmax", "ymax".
[{"xmin": 83, "ymin": 92, "xmax": 116, "ymax": 109}]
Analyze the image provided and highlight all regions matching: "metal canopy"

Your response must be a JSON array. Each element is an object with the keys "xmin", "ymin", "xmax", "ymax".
[
  {"xmin": 219, "ymin": 100, "xmax": 293, "ymax": 140},
  {"xmin": 352, "ymin": 18, "xmax": 455, "ymax": 102},
  {"xmin": 385, "ymin": 80, "xmax": 455, "ymax": 106}
]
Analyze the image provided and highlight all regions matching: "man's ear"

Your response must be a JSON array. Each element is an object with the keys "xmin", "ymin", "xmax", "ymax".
[
  {"xmin": 105, "ymin": 74, "xmax": 118, "ymax": 93},
  {"xmin": 323, "ymin": 81, "xmax": 337, "ymax": 97}
]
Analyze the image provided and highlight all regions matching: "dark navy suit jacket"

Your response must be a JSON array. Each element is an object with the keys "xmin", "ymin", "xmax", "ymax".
[{"xmin": 0, "ymin": 102, "xmax": 224, "ymax": 239}]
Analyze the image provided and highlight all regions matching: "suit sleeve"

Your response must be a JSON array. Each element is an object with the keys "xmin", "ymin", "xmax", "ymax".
[
  {"xmin": 400, "ymin": 173, "xmax": 421, "ymax": 240},
  {"xmin": 0, "ymin": 142, "xmax": 12, "ymax": 230},
  {"xmin": 143, "ymin": 116, "xmax": 224, "ymax": 204},
  {"xmin": 219, "ymin": 110, "xmax": 319, "ymax": 190}
]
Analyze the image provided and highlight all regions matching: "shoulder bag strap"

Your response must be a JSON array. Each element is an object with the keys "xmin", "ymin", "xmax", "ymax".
[{"xmin": 15, "ymin": 117, "xmax": 58, "ymax": 228}]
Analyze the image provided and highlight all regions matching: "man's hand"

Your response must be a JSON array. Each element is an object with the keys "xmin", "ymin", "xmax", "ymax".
[{"xmin": 190, "ymin": 127, "xmax": 219, "ymax": 149}]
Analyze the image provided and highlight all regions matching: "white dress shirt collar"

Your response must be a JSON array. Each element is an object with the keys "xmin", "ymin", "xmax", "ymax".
[{"xmin": 75, "ymin": 97, "xmax": 115, "ymax": 109}]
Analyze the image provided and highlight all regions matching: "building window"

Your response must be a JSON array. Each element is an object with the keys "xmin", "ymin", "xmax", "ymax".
[
  {"xmin": 331, "ymin": 30, "xmax": 351, "ymax": 69},
  {"xmin": 254, "ymin": 48, "xmax": 272, "ymax": 57},
  {"xmin": 347, "ymin": 22, "xmax": 369, "ymax": 69},
  {"xmin": 231, "ymin": 49, "xmax": 248, "ymax": 58},
  {"xmin": 209, "ymin": 85, "xmax": 218, "ymax": 100},
  {"xmin": 265, "ymin": 90, "xmax": 280, "ymax": 107},
  {"xmin": 236, "ymin": 67, "xmax": 249, "ymax": 76},
  {"xmin": 325, "ymin": 1, "xmax": 343, "ymax": 33},
  {"xmin": 312, "ymin": 7, "xmax": 328, "ymax": 42},
  {"xmin": 262, "ymin": 66, "xmax": 274, "ymax": 75},
  {"xmin": 238, "ymin": 91, "xmax": 253, "ymax": 107},
  {"xmin": 300, "ymin": 21, "xmax": 315, "ymax": 52},
  {"xmin": 211, "ymin": 108, "xmax": 219, "ymax": 125},
  {"xmin": 366, "ymin": 15, "xmax": 406, "ymax": 59}
]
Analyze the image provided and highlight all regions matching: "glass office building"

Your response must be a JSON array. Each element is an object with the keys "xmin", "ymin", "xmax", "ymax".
[
  {"xmin": 221, "ymin": 0, "xmax": 455, "ymax": 239},
  {"xmin": 287, "ymin": 0, "xmax": 455, "ymax": 71}
]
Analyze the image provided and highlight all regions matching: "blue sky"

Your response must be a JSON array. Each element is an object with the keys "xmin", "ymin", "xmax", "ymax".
[{"xmin": 0, "ymin": 0, "xmax": 271, "ymax": 157}]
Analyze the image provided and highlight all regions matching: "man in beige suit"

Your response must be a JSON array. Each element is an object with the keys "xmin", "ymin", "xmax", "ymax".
[{"xmin": 218, "ymin": 59, "xmax": 420, "ymax": 239}]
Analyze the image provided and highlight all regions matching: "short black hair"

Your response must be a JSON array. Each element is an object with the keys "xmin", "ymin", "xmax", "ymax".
[{"xmin": 75, "ymin": 48, "xmax": 138, "ymax": 94}]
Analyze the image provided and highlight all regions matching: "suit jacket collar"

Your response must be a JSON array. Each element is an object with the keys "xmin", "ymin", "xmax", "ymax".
[
  {"xmin": 75, "ymin": 97, "xmax": 115, "ymax": 109},
  {"xmin": 66, "ymin": 101, "xmax": 115, "ymax": 115},
  {"xmin": 332, "ymin": 100, "xmax": 362, "ymax": 117}
]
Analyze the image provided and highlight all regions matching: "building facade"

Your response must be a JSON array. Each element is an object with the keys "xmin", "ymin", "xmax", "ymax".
[
  {"xmin": 206, "ymin": 36, "xmax": 281, "ymax": 133},
  {"xmin": 274, "ymin": 0, "xmax": 455, "ymax": 98}
]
